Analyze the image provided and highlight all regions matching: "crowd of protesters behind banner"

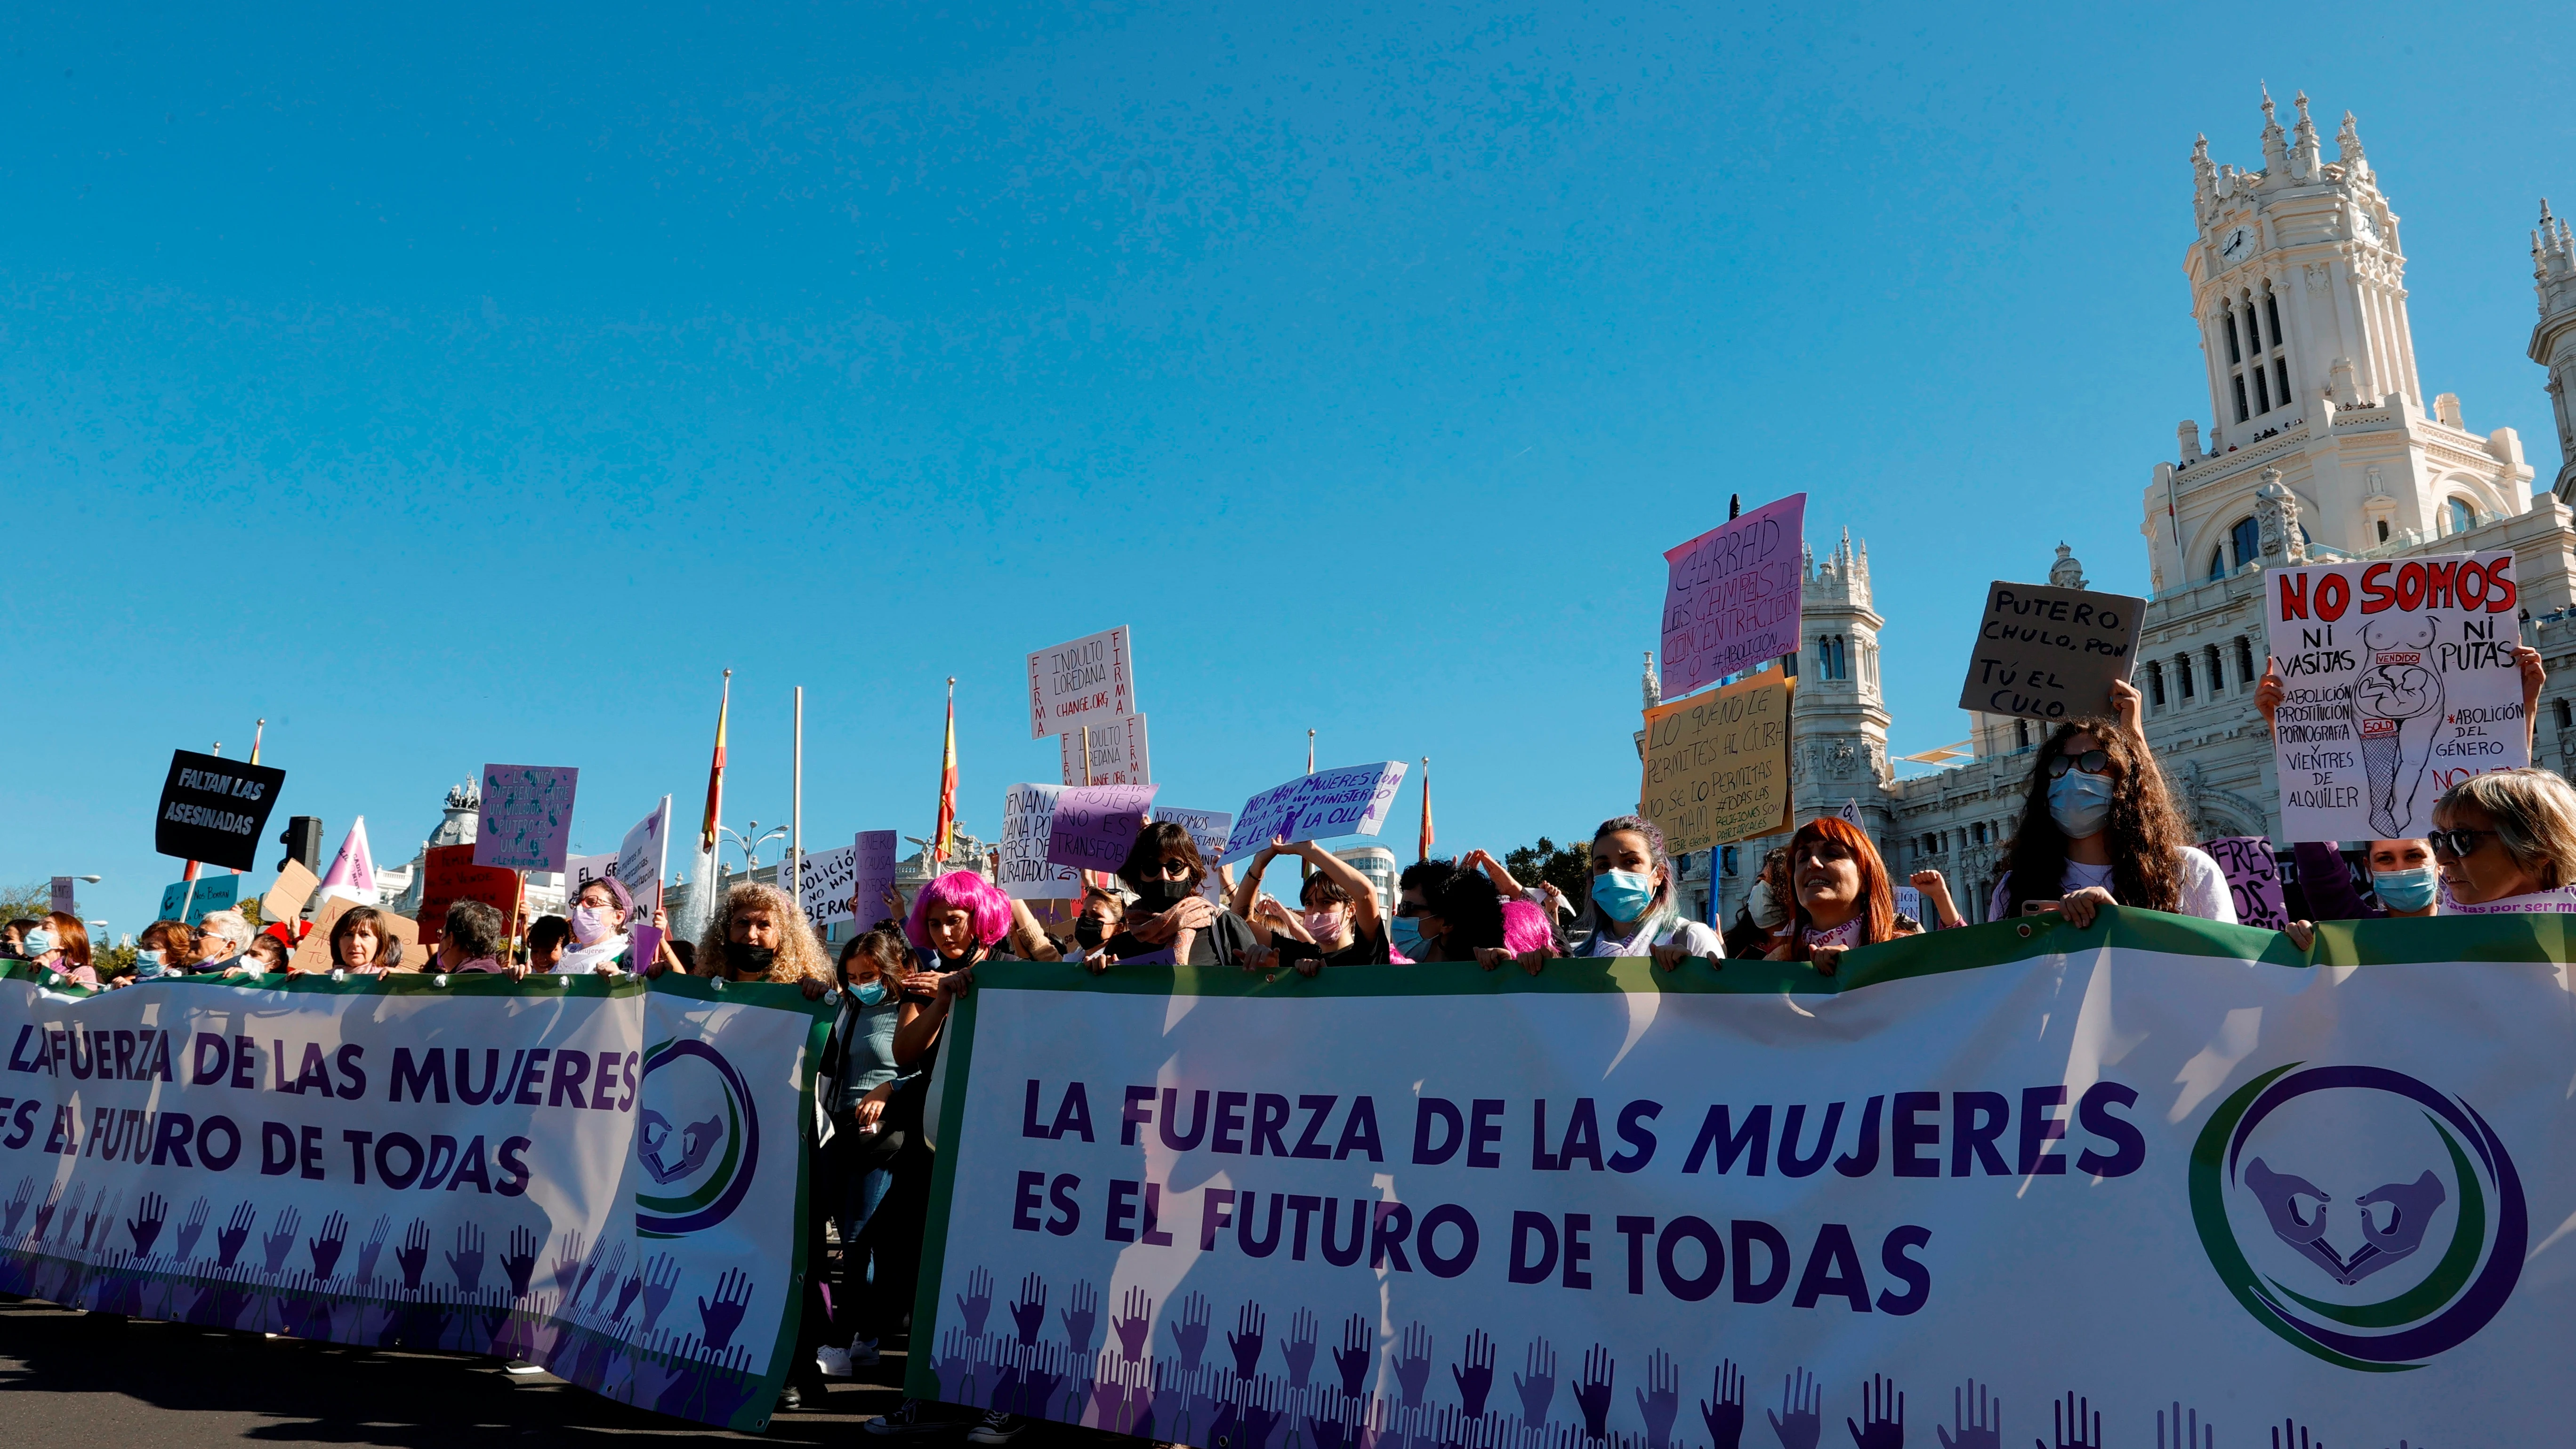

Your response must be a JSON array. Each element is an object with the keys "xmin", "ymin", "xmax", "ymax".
[{"xmin": 7, "ymin": 644, "xmax": 2576, "ymax": 1433}]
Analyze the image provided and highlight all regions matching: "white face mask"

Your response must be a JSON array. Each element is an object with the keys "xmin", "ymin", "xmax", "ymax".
[
  {"xmin": 1746, "ymin": 880, "xmax": 1788, "ymax": 929},
  {"xmin": 571, "ymin": 904, "xmax": 617, "ymax": 946}
]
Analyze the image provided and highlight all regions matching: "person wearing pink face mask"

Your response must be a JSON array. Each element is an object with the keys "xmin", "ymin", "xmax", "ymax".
[
  {"xmin": 557, "ymin": 875, "xmax": 658, "ymax": 975},
  {"xmin": 1232, "ymin": 835, "xmax": 1391, "ymax": 973}
]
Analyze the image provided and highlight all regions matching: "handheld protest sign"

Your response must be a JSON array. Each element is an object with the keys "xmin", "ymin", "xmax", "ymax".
[
  {"xmin": 2264, "ymin": 550, "xmax": 2528, "ymax": 842},
  {"xmin": 417, "ymin": 843, "xmax": 521, "ymax": 945},
  {"xmin": 1027, "ymin": 625, "xmax": 1136, "ymax": 739},
  {"xmin": 1060, "ymin": 712, "xmax": 1151, "ymax": 786},
  {"xmin": 1222, "ymin": 762, "xmax": 1409, "ymax": 863},
  {"xmin": 154, "ymin": 749, "xmax": 287, "ymax": 871},
  {"xmin": 789, "ymin": 844, "xmax": 859, "ymax": 933},
  {"xmin": 157, "ymin": 874, "xmax": 240, "ymax": 925},
  {"xmin": 615, "ymin": 797, "xmax": 671, "ymax": 915},
  {"xmin": 853, "ymin": 830, "xmax": 901, "ymax": 922},
  {"xmin": 1957, "ymin": 582, "xmax": 2146, "ymax": 723},
  {"xmin": 1046, "ymin": 783, "xmax": 1159, "ymax": 872},
  {"xmin": 475, "ymin": 764, "xmax": 579, "ymax": 871},
  {"xmin": 261, "ymin": 859, "xmax": 319, "ymax": 925},
  {"xmin": 1658, "ymin": 492, "xmax": 1806, "ymax": 698},
  {"xmin": 1639, "ymin": 670, "xmax": 1795, "ymax": 854},
  {"xmin": 999, "ymin": 785, "xmax": 1082, "ymax": 900},
  {"xmin": 2200, "ymin": 836, "xmax": 2288, "ymax": 929},
  {"xmin": 565, "ymin": 853, "xmax": 618, "ymax": 897}
]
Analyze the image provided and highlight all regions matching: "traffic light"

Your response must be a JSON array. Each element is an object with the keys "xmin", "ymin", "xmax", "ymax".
[{"xmin": 277, "ymin": 816, "xmax": 324, "ymax": 874}]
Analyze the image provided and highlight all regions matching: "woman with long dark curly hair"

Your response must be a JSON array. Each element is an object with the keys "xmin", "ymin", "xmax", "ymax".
[{"xmin": 1990, "ymin": 680, "xmax": 2236, "ymax": 927}]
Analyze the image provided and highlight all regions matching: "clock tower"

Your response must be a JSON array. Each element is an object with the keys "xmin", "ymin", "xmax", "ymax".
[{"xmin": 2143, "ymin": 91, "xmax": 2535, "ymax": 593}]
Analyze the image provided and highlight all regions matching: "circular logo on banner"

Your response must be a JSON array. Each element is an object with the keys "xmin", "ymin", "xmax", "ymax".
[
  {"xmin": 2191, "ymin": 1063, "xmax": 2525, "ymax": 1370},
  {"xmin": 634, "ymin": 1039, "xmax": 761, "ymax": 1238}
]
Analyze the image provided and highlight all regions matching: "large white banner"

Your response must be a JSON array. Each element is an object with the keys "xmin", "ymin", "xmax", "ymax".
[
  {"xmin": 911, "ymin": 910, "xmax": 2575, "ymax": 1441},
  {"xmin": 2263, "ymin": 551, "xmax": 2528, "ymax": 840},
  {"xmin": 0, "ymin": 965, "xmax": 829, "ymax": 1434}
]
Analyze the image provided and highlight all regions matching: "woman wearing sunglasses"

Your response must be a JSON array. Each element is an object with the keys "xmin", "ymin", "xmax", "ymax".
[
  {"xmin": 2425, "ymin": 768, "xmax": 2576, "ymax": 909},
  {"xmin": 1091, "ymin": 820, "xmax": 1263, "ymax": 966},
  {"xmin": 1991, "ymin": 680, "xmax": 2236, "ymax": 928}
]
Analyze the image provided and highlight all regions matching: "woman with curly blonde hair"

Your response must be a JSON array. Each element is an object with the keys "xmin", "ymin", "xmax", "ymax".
[{"xmin": 685, "ymin": 881, "xmax": 832, "ymax": 1000}]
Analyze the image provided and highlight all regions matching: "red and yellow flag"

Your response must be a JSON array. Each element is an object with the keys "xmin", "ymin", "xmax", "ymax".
[
  {"xmin": 700, "ymin": 670, "xmax": 731, "ymax": 853},
  {"xmin": 933, "ymin": 678, "xmax": 958, "ymax": 864},
  {"xmin": 1418, "ymin": 757, "xmax": 1433, "ymax": 861}
]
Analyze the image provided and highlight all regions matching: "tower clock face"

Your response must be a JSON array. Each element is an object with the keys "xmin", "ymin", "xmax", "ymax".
[
  {"xmin": 2219, "ymin": 225, "xmax": 2253, "ymax": 261},
  {"xmin": 2352, "ymin": 209, "xmax": 2382, "ymax": 244}
]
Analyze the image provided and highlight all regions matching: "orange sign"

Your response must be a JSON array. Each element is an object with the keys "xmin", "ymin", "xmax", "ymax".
[{"xmin": 417, "ymin": 844, "xmax": 520, "ymax": 946}]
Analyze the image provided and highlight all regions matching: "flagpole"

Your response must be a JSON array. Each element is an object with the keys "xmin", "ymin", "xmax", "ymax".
[
  {"xmin": 1302, "ymin": 730, "xmax": 1316, "ymax": 881},
  {"xmin": 791, "ymin": 685, "xmax": 805, "ymax": 920},
  {"xmin": 1418, "ymin": 756, "xmax": 1432, "ymax": 862}
]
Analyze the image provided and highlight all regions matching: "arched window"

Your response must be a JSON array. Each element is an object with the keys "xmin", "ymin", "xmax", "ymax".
[
  {"xmin": 2177, "ymin": 653, "xmax": 2196, "ymax": 700},
  {"xmin": 2234, "ymin": 636, "xmax": 2256, "ymax": 685},
  {"xmin": 2205, "ymin": 646, "xmax": 2226, "ymax": 695},
  {"xmin": 2557, "ymin": 699, "xmax": 2572, "ymax": 732},
  {"xmin": 2447, "ymin": 498, "xmax": 2477, "ymax": 536},
  {"xmin": 2013, "ymin": 719, "xmax": 2031, "ymax": 750},
  {"xmin": 2147, "ymin": 660, "xmax": 2167, "ymax": 708},
  {"xmin": 2376, "ymin": 518, "xmax": 2391, "ymax": 543},
  {"xmin": 2230, "ymin": 516, "xmax": 2262, "ymax": 571}
]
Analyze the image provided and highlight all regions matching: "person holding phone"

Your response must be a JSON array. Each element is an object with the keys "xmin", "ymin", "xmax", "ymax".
[{"xmin": 1989, "ymin": 680, "xmax": 2237, "ymax": 928}]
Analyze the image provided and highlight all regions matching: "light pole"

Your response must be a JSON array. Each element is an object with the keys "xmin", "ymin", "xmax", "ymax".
[{"xmin": 717, "ymin": 821, "xmax": 789, "ymax": 875}]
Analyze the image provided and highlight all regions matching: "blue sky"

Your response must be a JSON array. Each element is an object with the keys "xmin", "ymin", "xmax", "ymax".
[{"xmin": 7, "ymin": 3, "xmax": 2572, "ymax": 934}]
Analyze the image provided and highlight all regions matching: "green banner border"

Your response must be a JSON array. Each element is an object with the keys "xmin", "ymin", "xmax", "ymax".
[{"xmin": 896, "ymin": 904, "xmax": 2571, "ymax": 1404}]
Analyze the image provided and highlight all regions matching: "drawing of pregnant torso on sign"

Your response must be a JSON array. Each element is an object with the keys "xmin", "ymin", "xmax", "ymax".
[{"xmin": 2354, "ymin": 615, "xmax": 2446, "ymax": 839}]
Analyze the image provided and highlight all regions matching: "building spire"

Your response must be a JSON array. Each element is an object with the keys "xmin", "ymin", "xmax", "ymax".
[
  {"xmin": 2259, "ymin": 85, "xmax": 2289, "ymax": 176},
  {"xmin": 2335, "ymin": 109, "xmax": 2368, "ymax": 179},
  {"xmin": 2288, "ymin": 90, "xmax": 2322, "ymax": 178}
]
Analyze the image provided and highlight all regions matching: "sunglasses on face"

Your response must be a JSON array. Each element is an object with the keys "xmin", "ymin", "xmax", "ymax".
[
  {"xmin": 2426, "ymin": 828, "xmax": 2495, "ymax": 859},
  {"xmin": 1156, "ymin": 858, "xmax": 1195, "ymax": 878},
  {"xmin": 1393, "ymin": 901, "xmax": 1433, "ymax": 918},
  {"xmin": 2045, "ymin": 750, "xmax": 2113, "ymax": 780}
]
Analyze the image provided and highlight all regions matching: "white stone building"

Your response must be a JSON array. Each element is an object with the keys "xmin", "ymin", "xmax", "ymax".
[{"xmin": 1707, "ymin": 94, "xmax": 2576, "ymax": 927}]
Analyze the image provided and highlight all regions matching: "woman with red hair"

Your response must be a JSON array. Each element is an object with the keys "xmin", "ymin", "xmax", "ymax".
[{"xmin": 1765, "ymin": 815, "xmax": 1916, "ymax": 972}]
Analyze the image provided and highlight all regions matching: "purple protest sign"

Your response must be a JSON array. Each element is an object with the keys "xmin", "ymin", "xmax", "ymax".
[
  {"xmin": 1658, "ymin": 492, "xmax": 1806, "ymax": 698},
  {"xmin": 854, "ymin": 830, "xmax": 901, "ymax": 925},
  {"xmin": 627, "ymin": 924, "xmax": 663, "ymax": 977},
  {"xmin": 474, "ymin": 764, "xmax": 580, "ymax": 872},
  {"xmin": 1046, "ymin": 783, "xmax": 1159, "ymax": 871},
  {"xmin": 2201, "ymin": 836, "xmax": 2287, "ymax": 930}
]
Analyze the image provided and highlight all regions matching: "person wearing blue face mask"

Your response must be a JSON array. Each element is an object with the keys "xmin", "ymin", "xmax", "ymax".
[
  {"xmin": 2281, "ymin": 837, "xmax": 2440, "ymax": 950},
  {"xmin": 815, "ymin": 927, "xmax": 922, "ymax": 1382},
  {"xmin": 1560, "ymin": 815, "xmax": 1726, "ymax": 966},
  {"xmin": 1990, "ymin": 680, "xmax": 2238, "ymax": 929}
]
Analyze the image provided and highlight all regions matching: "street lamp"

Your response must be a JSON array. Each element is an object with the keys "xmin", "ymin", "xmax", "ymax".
[{"xmin": 716, "ymin": 821, "xmax": 789, "ymax": 873}]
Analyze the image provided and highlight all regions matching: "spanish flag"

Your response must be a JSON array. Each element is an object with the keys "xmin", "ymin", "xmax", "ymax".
[
  {"xmin": 1418, "ymin": 756, "xmax": 1433, "ymax": 861},
  {"xmin": 700, "ymin": 670, "xmax": 731, "ymax": 853},
  {"xmin": 933, "ymin": 677, "xmax": 958, "ymax": 864}
]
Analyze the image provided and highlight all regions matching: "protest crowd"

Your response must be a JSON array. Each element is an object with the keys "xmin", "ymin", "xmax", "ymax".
[{"xmin": 8, "ymin": 601, "xmax": 2575, "ymax": 1441}]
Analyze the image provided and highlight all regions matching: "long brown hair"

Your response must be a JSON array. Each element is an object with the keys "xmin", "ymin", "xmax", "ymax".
[
  {"xmin": 1780, "ymin": 817, "xmax": 1895, "ymax": 961},
  {"xmin": 2000, "ymin": 722, "xmax": 2192, "ymax": 916}
]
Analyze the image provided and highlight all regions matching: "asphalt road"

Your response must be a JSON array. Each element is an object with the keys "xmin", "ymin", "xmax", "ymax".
[{"xmin": 0, "ymin": 1298, "xmax": 963, "ymax": 1446}]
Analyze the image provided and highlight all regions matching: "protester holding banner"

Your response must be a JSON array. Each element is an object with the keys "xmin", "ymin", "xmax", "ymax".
[
  {"xmin": 1561, "ymin": 814, "xmax": 1725, "ymax": 964},
  {"xmin": 2281, "ymin": 837, "xmax": 2444, "ymax": 949},
  {"xmin": 242, "ymin": 932, "xmax": 290, "ymax": 972},
  {"xmin": 525, "ymin": 914, "xmax": 572, "ymax": 971},
  {"xmin": 1096, "ymin": 821, "xmax": 1257, "ymax": 966},
  {"xmin": 1990, "ymin": 683, "xmax": 2237, "ymax": 927},
  {"xmin": 1391, "ymin": 857, "xmax": 1456, "ymax": 963},
  {"xmin": 1065, "ymin": 886, "xmax": 1125, "ymax": 968},
  {"xmin": 436, "ymin": 900, "xmax": 512, "ymax": 973},
  {"xmin": 815, "ymin": 927, "xmax": 918, "ymax": 1380},
  {"xmin": 193, "ymin": 909, "xmax": 255, "ymax": 974},
  {"xmin": 26, "ymin": 912, "xmax": 94, "ymax": 985},
  {"xmin": 558, "ymin": 875, "xmax": 635, "ymax": 974},
  {"xmin": 2430, "ymin": 768, "xmax": 2576, "ymax": 909},
  {"xmin": 133, "ymin": 918, "xmax": 190, "ymax": 979},
  {"xmin": 322, "ymin": 904, "xmax": 411, "ymax": 974},
  {"xmin": 1230, "ymin": 836, "xmax": 1392, "ymax": 971},
  {"xmin": 1764, "ymin": 816, "xmax": 1915, "ymax": 970},
  {"xmin": 691, "ymin": 881, "xmax": 832, "ymax": 997}
]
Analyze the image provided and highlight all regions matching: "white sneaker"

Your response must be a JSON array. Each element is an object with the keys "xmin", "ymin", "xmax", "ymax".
[
  {"xmin": 503, "ymin": 1359, "xmax": 548, "ymax": 1377},
  {"xmin": 816, "ymin": 1343, "xmax": 854, "ymax": 1378}
]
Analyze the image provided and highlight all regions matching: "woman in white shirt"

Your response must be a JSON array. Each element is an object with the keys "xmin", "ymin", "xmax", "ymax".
[{"xmin": 1988, "ymin": 680, "xmax": 2237, "ymax": 928}]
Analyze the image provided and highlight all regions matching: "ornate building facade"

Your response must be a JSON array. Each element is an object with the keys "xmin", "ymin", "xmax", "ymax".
[{"xmin": 1708, "ymin": 95, "xmax": 2576, "ymax": 926}]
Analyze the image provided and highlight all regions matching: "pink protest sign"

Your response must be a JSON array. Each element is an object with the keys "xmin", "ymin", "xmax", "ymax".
[
  {"xmin": 1658, "ymin": 492, "xmax": 1806, "ymax": 698},
  {"xmin": 474, "ymin": 764, "xmax": 580, "ymax": 872},
  {"xmin": 853, "ymin": 830, "xmax": 901, "ymax": 925},
  {"xmin": 1046, "ymin": 783, "xmax": 1159, "ymax": 871},
  {"xmin": 2201, "ymin": 836, "xmax": 2288, "ymax": 930}
]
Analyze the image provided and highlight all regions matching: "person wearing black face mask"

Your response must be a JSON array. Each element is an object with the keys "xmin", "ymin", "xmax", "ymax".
[
  {"xmin": 1093, "ymin": 821, "xmax": 1261, "ymax": 967},
  {"xmin": 1064, "ymin": 887, "xmax": 1127, "ymax": 970}
]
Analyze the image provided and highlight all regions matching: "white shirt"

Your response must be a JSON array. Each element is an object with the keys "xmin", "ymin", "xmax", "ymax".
[
  {"xmin": 1578, "ymin": 917, "xmax": 1727, "ymax": 959},
  {"xmin": 1988, "ymin": 848, "xmax": 2238, "ymax": 925}
]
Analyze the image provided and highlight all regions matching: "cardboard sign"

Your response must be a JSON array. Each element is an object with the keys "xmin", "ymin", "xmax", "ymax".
[
  {"xmin": 1658, "ymin": 493, "xmax": 1806, "ymax": 698},
  {"xmin": 153, "ymin": 749, "xmax": 287, "ymax": 871},
  {"xmin": 616, "ymin": 797, "xmax": 672, "ymax": 916},
  {"xmin": 417, "ymin": 844, "xmax": 521, "ymax": 946},
  {"xmin": 1059, "ymin": 713, "xmax": 1151, "ymax": 786},
  {"xmin": 1956, "ymin": 582, "xmax": 2147, "ymax": 723},
  {"xmin": 1046, "ymin": 783, "xmax": 1159, "ymax": 872},
  {"xmin": 1026, "ymin": 626, "xmax": 1136, "ymax": 739},
  {"xmin": 565, "ymin": 853, "xmax": 619, "ymax": 900},
  {"xmin": 2199, "ymin": 836, "xmax": 2287, "ymax": 930},
  {"xmin": 288, "ymin": 896, "xmax": 421, "ymax": 974},
  {"xmin": 261, "ymin": 860, "xmax": 319, "ymax": 926},
  {"xmin": 1639, "ymin": 672, "xmax": 1795, "ymax": 854},
  {"xmin": 1892, "ymin": 885, "xmax": 1923, "ymax": 923},
  {"xmin": 156, "ymin": 874, "xmax": 240, "ymax": 926},
  {"xmin": 1222, "ymin": 762, "xmax": 1409, "ymax": 864},
  {"xmin": 788, "ymin": 844, "xmax": 859, "ymax": 932},
  {"xmin": 49, "ymin": 878, "xmax": 75, "ymax": 916},
  {"xmin": 475, "ymin": 764, "xmax": 580, "ymax": 871},
  {"xmin": 2264, "ymin": 551, "xmax": 2529, "ymax": 841},
  {"xmin": 853, "ymin": 830, "xmax": 901, "ymax": 927},
  {"xmin": 999, "ymin": 785, "xmax": 1084, "ymax": 900},
  {"xmin": 1152, "ymin": 807, "xmax": 1235, "ymax": 902}
]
